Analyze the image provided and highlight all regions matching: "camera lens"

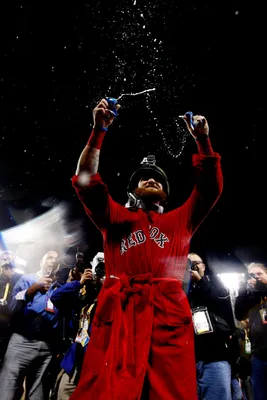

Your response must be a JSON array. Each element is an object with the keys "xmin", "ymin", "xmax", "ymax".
[
  {"xmin": 248, "ymin": 273, "xmax": 256, "ymax": 279},
  {"xmin": 94, "ymin": 262, "xmax": 105, "ymax": 278}
]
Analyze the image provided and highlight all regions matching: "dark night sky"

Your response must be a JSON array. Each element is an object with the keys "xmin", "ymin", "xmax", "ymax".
[{"xmin": 0, "ymin": 1, "xmax": 265, "ymax": 270}]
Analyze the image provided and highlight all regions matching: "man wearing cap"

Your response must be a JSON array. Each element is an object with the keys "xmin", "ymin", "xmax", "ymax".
[{"xmin": 70, "ymin": 98, "xmax": 223, "ymax": 400}]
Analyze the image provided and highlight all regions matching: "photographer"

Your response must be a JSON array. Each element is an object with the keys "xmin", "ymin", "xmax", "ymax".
[
  {"xmin": 50, "ymin": 251, "xmax": 105, "ymax": 400},
  {"xmin": 235, "ymin": 262, "xmax": 267, "ymax": 400},
  {"xmin": 0, "ymin": 250, "xmax": 61, "ymax": 400},
  {"xmin": 187, "ymin": 253, "xmax": 236, "ymax": 400},
  {"xmin": 0, "ymin": 251, "xmax": 23, "ymax": 304},
  {"xmin": 0, "ymin": 251, "xmax": 23, "ymax": 364}
]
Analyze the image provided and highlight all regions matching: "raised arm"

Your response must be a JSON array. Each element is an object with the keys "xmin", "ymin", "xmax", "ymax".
[
  {"xmin": 75, "ymin": 98, "xmax": 120, "ymax": 176},
  {"xmin": 50, "ymin": 269, "xmax": 94, "ymax": 312},
  {"xmin": 9, "ymin": 275, "xmax": 52, "ymax": 312},
  {"xmin": 178, "ymin": 112, "xmax": 223, "ymax": 234},
  {"xmin": 182, "ymin": 112, "xmax": 214, "ymax": 156},
  {"xmin": 72, "ymin": 98, "xmax": 126, "ymax": 230}
]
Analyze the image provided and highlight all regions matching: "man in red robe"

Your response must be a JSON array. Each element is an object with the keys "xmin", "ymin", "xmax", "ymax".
[{"xmin": 70, "ymin": 98, "xmax": 223, "ymax": 399}]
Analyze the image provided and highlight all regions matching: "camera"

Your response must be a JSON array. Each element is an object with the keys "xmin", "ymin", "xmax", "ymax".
[
  {"xmin": 247, "ymin": 272, "xmax": 266, "ymax": 292},
  {"xmin": 54, "ymin": 265, "xmax": 72, "ymax": 285},
  {"xmin": 248, "ymin": 273, "xmax": 257, "ymax": 280},
  {"xmin": 93, "ymin": 261, "xmax": 105, "ymax": 280},
  {"xmin": 91, "ymin": 252, "xmax": 105, "ymax": 281},
  {"xmin": 75, "ymin": 250, "xmax": 85, "ymax": 273},
  {"xmin": 187, "ymin": 259, "xmax": 199, "ymax": 272}
]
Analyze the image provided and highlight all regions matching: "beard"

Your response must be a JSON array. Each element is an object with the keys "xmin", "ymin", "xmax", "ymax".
[{"xmin": 134, "ymin": 187, "xmax": 167, "ymax": 203}]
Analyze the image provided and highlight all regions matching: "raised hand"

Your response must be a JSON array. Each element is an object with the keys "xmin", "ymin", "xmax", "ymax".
[
  {"xmin": 181, "ymin": 112, "xmax": 209, "ymax": 140},
  {"xmin": 93, "ymin": 98, "xmax": 120, "ymax": 130},
  {"xmin": 80, "ymin": 268, "xmax": 93, "ymax": 286},
  {"xmin": 36, "ymin": 277, "xmax": 53, "ymax": 292}
]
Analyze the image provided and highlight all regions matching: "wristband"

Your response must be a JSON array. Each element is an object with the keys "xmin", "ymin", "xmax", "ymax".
[
  {"xmin": 87, "ymin": 128, "xmax": 107, "ymax": 149},
  {"xmin": 195, "ymin": 135, "xmax": 209, "ymax": 141},
  {"xmin": 195, "ymin": 136, "xmax": 214, "ymax": 155}
]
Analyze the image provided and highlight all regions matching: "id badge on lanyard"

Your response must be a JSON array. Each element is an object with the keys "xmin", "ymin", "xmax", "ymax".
[
  {"xmin": 75, "ymin": 303, "xmax": 95, "ymax": 347},
  {"xmin": 45, "ymin": 297, "xmax": 55, "ymax": 313},
  {"xmin": 192, "ymin": 307, "xmax": 214, "ymax": 335},
  {"xmin": 45, "ymin": 287, "xmax": 57, "ymax": 314},
  {"xmin": 259, "ymin": 307, "xmax": 267, "ymax": 324},
  {"xmin": 75, "ymin": 318, "xmax": 90, "ymax": 347}
]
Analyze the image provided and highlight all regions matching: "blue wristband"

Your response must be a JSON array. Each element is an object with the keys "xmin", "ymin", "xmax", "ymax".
[{"xmin": 94, "ymin": 126, "xmax": 108, "ymax": 132}]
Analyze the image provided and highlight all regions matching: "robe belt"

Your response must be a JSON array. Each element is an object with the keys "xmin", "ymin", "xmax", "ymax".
[{"xmin": 105, "ymin": 273, "xmax": 178, "ymax": 370}]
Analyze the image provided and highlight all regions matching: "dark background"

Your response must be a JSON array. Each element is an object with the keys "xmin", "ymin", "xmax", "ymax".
[{"xmin": 0, "ymin": 1, "xmax": 265, "ymax": 271}]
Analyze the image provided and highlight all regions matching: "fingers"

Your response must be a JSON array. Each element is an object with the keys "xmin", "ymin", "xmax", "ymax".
[
  {"xmin": 247, "ymin": 279, "xmax": 256, "ymax": 287},
  {"xmin": 104, "ymin": 109, "xmax": 115, "ymax": 121},
  {"xmin": 43, "ymin": 279, "xmax": 52, "ymax": 291},
  {"xmin": 93, "ymin": 99, "xmax": 108, "ymax": 115},
  {"xmin": 84, "ymin": 268, "xmax": 92, "ymax": 275},
  {"xmin": 182, "ymin": 112, "xmax": 199, "ymax": 133},
  {"xmin": 83, "ymin": 269, "xmax": 93, "ymax": 280},
  {"xmin": 93, "ymin": 98, "xmax": 120, "ymax": 125},
  {"xmin": 193, "ymin": 115, "xmax": 206, "ymax": 127},
  {"xmin": 182, "ymin": 117, "xmax": 192, "ymax": 132},
  {"xmin": 181, "ymin": 112, "xmax": 209, "ymax": 138},
  {"xmin": 98, "ymin": 98, "xmax": 109, "ymax": 108},
  {"xmin": 181, "ymin": 113, "xmax": 206, "ymax": 126},
  {"xmin": 94, "ymin": 98, "xmax": 121, "ymax": 114}
]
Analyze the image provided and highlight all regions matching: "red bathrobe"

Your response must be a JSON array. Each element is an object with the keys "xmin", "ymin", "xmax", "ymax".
[{"xmin": 70, "ymin": 152, "xmax": 223, "ymax": 400}]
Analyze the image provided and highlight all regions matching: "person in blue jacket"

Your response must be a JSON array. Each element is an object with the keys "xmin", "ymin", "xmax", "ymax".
[
  {"xmin": 50, "ymin": 252, "xmax": 105, "ymax": 400},
  {"xmin": 0, "ymin": 250, "xmax": 61, "ymax": 400}
]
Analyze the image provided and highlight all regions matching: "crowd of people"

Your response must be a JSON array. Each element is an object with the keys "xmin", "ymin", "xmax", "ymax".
[{"xmin": 0, "ymin": 99, "xmax": 266, "ymax": 399}]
